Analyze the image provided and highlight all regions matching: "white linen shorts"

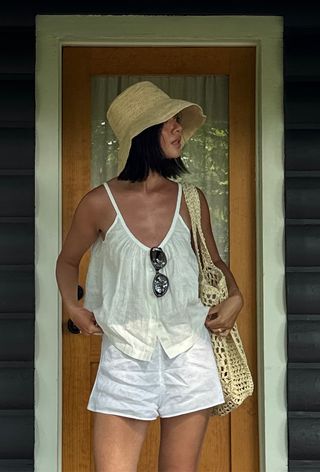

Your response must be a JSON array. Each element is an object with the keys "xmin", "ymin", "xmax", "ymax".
[{"xmin": 87, "ymin": 327, "xmax": 225, "ymax": 420}]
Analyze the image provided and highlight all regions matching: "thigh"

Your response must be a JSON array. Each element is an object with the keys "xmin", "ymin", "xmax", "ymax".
[
  {"xmin": 158, "ymin": 407, "xmax": 212, "ymax": 472},
  {"xmin": 93, "ymin": 412, "xmax": 151, "ymax": 472}
]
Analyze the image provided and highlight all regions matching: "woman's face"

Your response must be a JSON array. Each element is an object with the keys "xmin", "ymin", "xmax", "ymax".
[{"xmin": 160, "ymin": 114, "xmax": 183, "ymax": 159}]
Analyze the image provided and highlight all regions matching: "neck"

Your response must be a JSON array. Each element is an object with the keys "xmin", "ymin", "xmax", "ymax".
[{"xmin": 129, "ymin": 172, "xmax": 171, "ymax": 194}]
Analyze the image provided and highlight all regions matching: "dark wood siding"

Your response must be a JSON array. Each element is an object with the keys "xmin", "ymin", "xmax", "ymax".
[
  {"xmin": 284, "ymin": 14, "xmax": 320, "ymax": 472},
  {"xmin": 1, "ymin": 3, "xmax": 320, "ymax": 471},
  {"xmin": 0, "ymin": 21, "xmax": 35, "ymax": 472}
]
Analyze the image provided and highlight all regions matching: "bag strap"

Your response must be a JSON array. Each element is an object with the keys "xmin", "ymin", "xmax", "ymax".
[
  {"xmin": 182, "ymin": 182, "xmax": 202, "ymax": 270},
  {"xmin": 182, "ymin": 182, "xmax": 214, "ymax": 269}
]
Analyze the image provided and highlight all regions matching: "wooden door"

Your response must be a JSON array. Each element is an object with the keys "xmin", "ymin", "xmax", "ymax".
[{"xmin": 62, "ymin": 47, "xmax": 258, "ymax": 471}]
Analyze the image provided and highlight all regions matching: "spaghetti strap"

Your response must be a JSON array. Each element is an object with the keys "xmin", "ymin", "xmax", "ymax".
[{"xmin": 103, "ymin": 182, "xmax": 122, "ymax": 217}]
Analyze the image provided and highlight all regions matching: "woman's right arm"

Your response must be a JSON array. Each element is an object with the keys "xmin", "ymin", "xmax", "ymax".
[{"xmin": 55, "ymin": 191, "xmax": 103, "ymax": 335}]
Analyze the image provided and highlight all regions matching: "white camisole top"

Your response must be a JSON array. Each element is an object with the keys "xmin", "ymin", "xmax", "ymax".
[{"xmin": 83, "ymin": 181, "xmax": 210, "ymax": 361}]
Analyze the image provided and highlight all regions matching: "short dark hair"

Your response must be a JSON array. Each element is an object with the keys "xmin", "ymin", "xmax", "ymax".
[{"xmin": 117, "ymin": 122, "xmax": 190, "ymax": 182}]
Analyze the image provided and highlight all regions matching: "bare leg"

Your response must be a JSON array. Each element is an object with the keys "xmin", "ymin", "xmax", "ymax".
[
  {"xmin": 158, "ymin": 408, "xmax": 212, "ymax": 472},
  {"xmin": 93, "ymin": 413, "xmax": 151, "ymax": 472}
]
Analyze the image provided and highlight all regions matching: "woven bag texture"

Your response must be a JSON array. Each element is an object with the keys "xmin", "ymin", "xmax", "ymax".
[{"xmin": 182, "ymin": 182, "xmax": 254, "ymax": 416}]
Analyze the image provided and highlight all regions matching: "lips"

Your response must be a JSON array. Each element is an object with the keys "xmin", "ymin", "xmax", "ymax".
[{"xmin": 172, "ymin": 139, "xmax": 181, "ymax": 146}]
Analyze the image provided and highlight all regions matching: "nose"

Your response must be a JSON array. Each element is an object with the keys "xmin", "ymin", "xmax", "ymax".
[{"xmin": 174, "ymin": 120, "xmax": 182, "ymax": 133}]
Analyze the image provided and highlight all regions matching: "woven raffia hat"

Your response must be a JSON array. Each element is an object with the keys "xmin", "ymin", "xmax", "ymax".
[{"xmin": 106, "ymin": 81, "xmax": 206, "ymax": 174}]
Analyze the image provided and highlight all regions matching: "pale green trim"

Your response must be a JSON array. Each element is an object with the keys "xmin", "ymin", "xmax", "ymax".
[{"xmin": 35, "ymin": 15, "xmax": 285, "ymax": 472}]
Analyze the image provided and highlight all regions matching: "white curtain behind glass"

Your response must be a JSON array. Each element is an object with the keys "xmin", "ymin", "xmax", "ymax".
[{"xmin": 91, "ymin": 75, "xmax": 229, "ymax": 263}]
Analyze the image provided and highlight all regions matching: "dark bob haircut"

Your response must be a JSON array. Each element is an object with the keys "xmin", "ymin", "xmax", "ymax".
[{"xmin": 117, "ymin": 122, "xmax": 190, "ymax": 182}]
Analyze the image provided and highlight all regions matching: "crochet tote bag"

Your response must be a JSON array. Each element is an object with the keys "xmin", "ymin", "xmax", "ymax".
[{"xmin": 182, "ymin": 182, "xmax": 254, "ymax": 416}]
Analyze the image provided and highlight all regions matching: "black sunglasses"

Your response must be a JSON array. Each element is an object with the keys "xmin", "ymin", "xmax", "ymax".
[{"xmin": 150, "ymin": 247, "xmax": 169, "ymax": 297}]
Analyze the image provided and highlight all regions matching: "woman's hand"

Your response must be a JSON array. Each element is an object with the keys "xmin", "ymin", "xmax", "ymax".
[
  {"xmin": 204, "ymin": 293, "xmax": 244, "ymax": 337},
  {"xmin": 68, "ymin": 306, "xmax": 103, "ymax": 336}
]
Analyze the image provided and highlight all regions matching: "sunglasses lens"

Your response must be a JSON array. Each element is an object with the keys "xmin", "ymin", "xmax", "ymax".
[
  {"xmin": 150, "ymin": 247, "xmax": 167, "ymax": 270},
  {"xmin": 153, "ymin": 273, "xmax": 169, "ymax": 297}
]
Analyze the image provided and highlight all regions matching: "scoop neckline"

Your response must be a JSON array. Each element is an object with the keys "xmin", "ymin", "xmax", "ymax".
[{"xmin": 103, "ymin": 181, "xmax": 182, "ymax": 251}]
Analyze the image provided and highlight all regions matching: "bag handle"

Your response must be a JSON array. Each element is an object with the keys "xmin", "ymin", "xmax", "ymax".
[
  {"xmin": 182, "ymin": 183, "xmax": 215, "ymax": 270},
  {"xmin": 182, "ymin": 183, "xmax": 203, "ymax": 270}
]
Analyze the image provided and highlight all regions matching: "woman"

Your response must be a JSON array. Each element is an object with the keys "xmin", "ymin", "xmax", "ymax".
[{"xmin": 56, "ymin": 81, "xmax": 243, "ymax": 471}]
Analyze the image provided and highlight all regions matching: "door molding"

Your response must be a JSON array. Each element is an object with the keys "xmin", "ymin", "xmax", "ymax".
[{"xmin": 35, "ymin": 15, "xmax": 284, "ymax": 472}]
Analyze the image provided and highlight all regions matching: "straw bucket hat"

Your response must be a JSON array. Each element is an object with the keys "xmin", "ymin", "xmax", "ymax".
[{"xmin": 106, "ymin": 81, "xmax": 206, "ymax": 174}]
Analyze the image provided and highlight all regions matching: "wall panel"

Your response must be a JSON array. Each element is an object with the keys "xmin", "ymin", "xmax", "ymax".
[
  {"xmin": 0, "ymin": 24, "xmax": 35, "ymax": 470},
  {"xmin": 285, "ymin": 18, "xmax": 320, "ymax": 472}
]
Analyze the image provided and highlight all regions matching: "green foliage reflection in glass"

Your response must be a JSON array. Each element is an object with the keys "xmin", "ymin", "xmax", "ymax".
[{"xmin": 178, "ymin": 122, "xmax": 229, "ymax": 264}]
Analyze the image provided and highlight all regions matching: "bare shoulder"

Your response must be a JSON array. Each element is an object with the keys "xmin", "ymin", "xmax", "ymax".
[
  {"xmin": 76, "ymin": 183, "xmax": 110, "ymax": 212},
  {"xmin": 74, "ymin": 180, "xmax": 118, "ymax": 237},
  {"xmin": 70, "ymin": 184, "xmax": 110, "ymax": 229},
  {"xmin": 195, "ymin": 186, "xmax": 205, "ymax": 198}
]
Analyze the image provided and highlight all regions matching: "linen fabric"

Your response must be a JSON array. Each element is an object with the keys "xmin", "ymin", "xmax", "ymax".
[
  {"xmin": 87, "ymin": 325, "xmax": 225, "ymax": 420},
  {"xmin": 83, "ymin": 181, "xmax": 211, "ymax": 361}
]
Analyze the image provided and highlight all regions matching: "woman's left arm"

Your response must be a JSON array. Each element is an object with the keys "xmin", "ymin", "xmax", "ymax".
[{"xmin": 197, "ymin": 187, "xmax": 244, "ymax": 336}]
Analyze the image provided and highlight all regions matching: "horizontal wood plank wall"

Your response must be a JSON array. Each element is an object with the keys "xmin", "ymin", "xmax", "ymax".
[
  {"xmin": 284, "ymin": 13, "xmax": 320, "ymax": 472},
  {"xmin": 0, "ymin": 22, "xmax": 35, "ymax": 472}
]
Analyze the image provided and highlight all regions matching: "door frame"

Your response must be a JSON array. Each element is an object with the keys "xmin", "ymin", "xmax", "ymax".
[{"xmin": 35, "ymin": 15, "xmax": 285, "ymax": 472}]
